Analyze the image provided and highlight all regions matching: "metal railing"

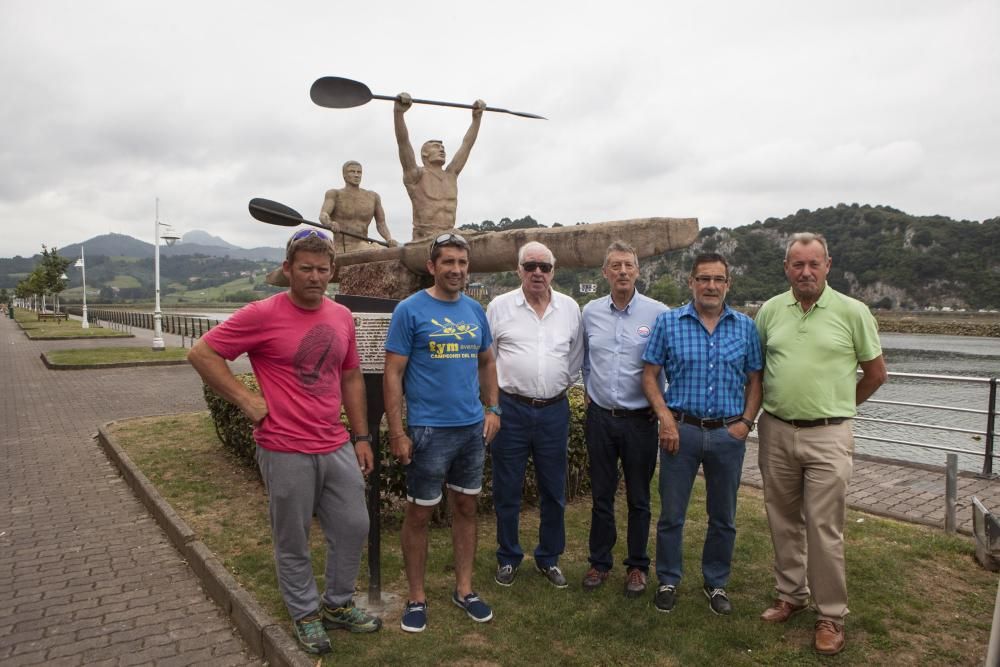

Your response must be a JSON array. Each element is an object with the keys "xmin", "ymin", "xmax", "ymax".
[
  {"xmin": 855, "ymin": 371, "xmax": 998, "ymax": 477},
  {"xmin": 64, "ymin": 306, "xmax": 223, "ymax": 345}
]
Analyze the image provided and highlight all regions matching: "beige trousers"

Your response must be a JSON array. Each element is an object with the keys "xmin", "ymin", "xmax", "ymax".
[{"xmin": 757, "ymin": 412, "xmax": 854, "ymax": 623}]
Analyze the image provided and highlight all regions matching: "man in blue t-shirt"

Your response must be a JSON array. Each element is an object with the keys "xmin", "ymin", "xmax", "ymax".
[{"xmin": 383, "ymin": 233, "xmax": 501, "ymax": 633}]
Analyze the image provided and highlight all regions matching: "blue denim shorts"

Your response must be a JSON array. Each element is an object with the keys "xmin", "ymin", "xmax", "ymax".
[{"xmin": 406, "ymin": 422, "xmax": 486, "ymax": 506}]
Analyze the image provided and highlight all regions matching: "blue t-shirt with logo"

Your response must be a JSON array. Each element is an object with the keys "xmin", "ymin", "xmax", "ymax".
[{"xmin": 385, "ymin": 290, "xmax": 493, "ymax": 427}]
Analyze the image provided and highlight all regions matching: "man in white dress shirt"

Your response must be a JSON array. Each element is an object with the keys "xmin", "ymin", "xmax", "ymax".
[{"xmin": 487, "ymin": 241, "xmax": 585, "ymax": 589}]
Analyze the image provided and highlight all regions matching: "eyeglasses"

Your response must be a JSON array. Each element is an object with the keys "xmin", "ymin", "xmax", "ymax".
[
  {"xmin": 521, "ymin": 262, "xmax": 553, "ymax": 274},
  {"xmin": 692, "ymin": 275, "xmax": 729, "ymax": 285},
  {"xmin": 288, "ymin": 228, "xmax": 331, "ymax": 245},
  {"xmin": 431, "ymin": 232, "xmax": 469, "ymax": 249}
]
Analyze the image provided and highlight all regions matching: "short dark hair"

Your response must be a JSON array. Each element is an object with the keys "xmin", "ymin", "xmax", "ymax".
[
  {"xmin": 429, "ymin": 232, "xmax": 471, "ymax": 263},
  {"xmin": 690, "ymin": 252, "xmax": 730, "ymax": 279},
  {"xmin": 286, "ymin": 234, "xmax": 336, "ymax": 265}
]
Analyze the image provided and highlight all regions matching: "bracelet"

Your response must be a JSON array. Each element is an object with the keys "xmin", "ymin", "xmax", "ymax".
[{"xmin": 389, "ymin": 433, "xmax": 407, "ymax": 440}]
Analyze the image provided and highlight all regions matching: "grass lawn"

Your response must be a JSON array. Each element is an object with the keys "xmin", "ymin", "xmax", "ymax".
[
  {"xmin": 45, "ymin": 346, "xmax": 189, "ymax": 365},
  {"xmin": 14, "ymin": 308, "xmax": 132, "ymax": 338},
  {"xmin": 110, "ymin": 412, "xmax": 997, "ymax": 666}
]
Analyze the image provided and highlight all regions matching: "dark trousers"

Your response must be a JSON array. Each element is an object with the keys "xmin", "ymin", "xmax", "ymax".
[
  {"xmin": 492, "ymin": 392, "xmax": 569, "ymax": 569},
  {"xmin": 585, "ymin": 403, "xmax": 658, "ymax": 573}
]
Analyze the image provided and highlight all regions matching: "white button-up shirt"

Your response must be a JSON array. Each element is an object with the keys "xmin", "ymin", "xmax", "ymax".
[{"xmin": 487, "ymin": 287, "xmax": 584, "ymax": 399}]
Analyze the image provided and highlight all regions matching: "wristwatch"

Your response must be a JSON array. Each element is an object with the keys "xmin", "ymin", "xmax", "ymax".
[
  {"xmin": 486, "ymin": 405, "xmax": 502, "ymax": 416},
  {"xmin": 352, "ymin": 434, "xmax": 373, "ymax": 444},
  {"xmin": 738, "ymin": 417, "xmax": 755, "ymax": 431}
]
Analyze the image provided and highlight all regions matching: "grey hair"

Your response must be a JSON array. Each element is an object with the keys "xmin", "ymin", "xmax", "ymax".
[
  {"xmin": 517, "ymin": 241, "xmax": 555, "ymax": 266},
  {"xmin": 785, "ymin": 232, "xmax": 830, "ymax": 260},
  {"xmin": 603, "ymin": 240, "xmax": 638, "ymax": 269}
]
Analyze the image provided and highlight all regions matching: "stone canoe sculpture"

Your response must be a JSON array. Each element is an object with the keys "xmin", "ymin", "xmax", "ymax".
[{"xmin": 268, "ymin": 215, "xmax": 698, "ymax": 296}]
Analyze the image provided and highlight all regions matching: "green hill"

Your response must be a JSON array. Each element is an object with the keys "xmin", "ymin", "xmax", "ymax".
[{"xmin": 466, "ymin": 204, "xmax": 1000, "ymax": 310}]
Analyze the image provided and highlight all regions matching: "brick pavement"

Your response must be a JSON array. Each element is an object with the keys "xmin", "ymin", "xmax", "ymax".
[
  {"xmin": 0, "ymin": 315, "xmax": 260, "ymax": 666},
  {"xmin": 741, "ymin": 439, "xmax": 999, "ymax": 536}
]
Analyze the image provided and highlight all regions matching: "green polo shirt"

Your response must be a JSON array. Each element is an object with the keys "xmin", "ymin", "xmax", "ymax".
[{"xmin": 755, "ymin": 286, "xmax": 881, "ymax": 420}]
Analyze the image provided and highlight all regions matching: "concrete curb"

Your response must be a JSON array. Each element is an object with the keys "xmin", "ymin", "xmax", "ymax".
[
  {"xmin": 97, "ymin": 422, "xmax": 312, "ymax": 667},
  {"xmin": 40, "ymin": 352, "xmax": 188, "ymax": 370}
]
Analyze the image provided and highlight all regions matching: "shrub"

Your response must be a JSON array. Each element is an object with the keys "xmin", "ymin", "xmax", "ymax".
[{"xmin": 202, "ymin": 377, "xmax": 591, "ymax": 514}]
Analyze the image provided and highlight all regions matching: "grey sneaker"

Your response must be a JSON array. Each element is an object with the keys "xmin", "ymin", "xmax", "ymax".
[
  {"xmin": 293, "ymin": 612, "xmax": 331, "ymax": 654},
  {"xmin": 495, "ymin": 563, "xmax": 518, "ymax": 587},
  {"xmin": 703, "ymin": 585, "xmax": 732, "ymax": 615},
  {"xmin": 535, "ymin": 563, "xmax": 568, "ymax": 588},
  {"xmin": 321, "ymin": 600, "xmax": 382, "ymax": 632},
  {"xmin": 654, "ymin": 584, "xmax": 678, "ymax": 613}
]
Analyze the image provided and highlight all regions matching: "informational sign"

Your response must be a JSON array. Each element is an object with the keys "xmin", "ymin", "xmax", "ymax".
[
  {"xmin": 353, "ymin": 313, "xmax": 393, "ymax": 373},
  {"xmin": 579, "ymin": 283, "xmax": 597, "ymax": 294}
]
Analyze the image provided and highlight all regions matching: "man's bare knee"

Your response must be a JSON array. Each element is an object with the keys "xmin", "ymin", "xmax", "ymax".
[
  {"xmin": 449, "ymin": 491, "xmax": 479, "ymax": 520},
  {"xmin": 404, "ymin": 502, "xmax": 436, "ymax": 529}
]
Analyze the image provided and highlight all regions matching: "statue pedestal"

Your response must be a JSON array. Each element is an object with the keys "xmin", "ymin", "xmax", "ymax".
[{"xmin": 338, "ymin": 259, "xmax": 424, "ymax": 300}]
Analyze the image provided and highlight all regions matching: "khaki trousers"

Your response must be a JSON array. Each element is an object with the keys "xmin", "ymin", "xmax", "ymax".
[{"xmin": 757, "ymin": 412, "xmax": 854, "ymax": 623}]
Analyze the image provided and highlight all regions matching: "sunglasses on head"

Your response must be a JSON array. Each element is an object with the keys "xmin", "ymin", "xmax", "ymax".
[
  {"xmin": 431, "ymin": 232, "xmax": 469, "ymax": 249},
  {"xmin": 288, "ymin": 228, "xmax": 331, "ymax": 245},
  {"xmin": 521, "ymin": 261, "xmax": 553, "ymax": 274}
]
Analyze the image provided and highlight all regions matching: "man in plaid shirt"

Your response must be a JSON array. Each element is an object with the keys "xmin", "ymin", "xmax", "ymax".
[{"xmin": 641, "ymin": 252, "xmax": 762, "ymax": 616}]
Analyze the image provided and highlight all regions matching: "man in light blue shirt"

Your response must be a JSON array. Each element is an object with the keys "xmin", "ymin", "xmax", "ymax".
[{"xmin": 581, "ymin": 241, "xmax": 668, "ymax": 597}]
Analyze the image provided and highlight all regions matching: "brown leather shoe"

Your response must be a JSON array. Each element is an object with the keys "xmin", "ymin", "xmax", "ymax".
[
  {"xmin": 624, "ymin": 568, "xmax": 647, "ymax": 598},
  {"xmin": 814, "ymin": 620, "xmax": 845, "ymax": 655},
  {"xmin": 581, "ymin": 567, "xmax": 610, "ymax": 591},
  {"xmin": 760, "ymin": 598, "xmax": 807, "ymax": 623}
]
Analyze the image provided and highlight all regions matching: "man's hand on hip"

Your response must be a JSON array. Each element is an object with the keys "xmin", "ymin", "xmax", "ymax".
[{"xmin": 240, "ymin": 395, "xmax": 268, "ymax": 427}]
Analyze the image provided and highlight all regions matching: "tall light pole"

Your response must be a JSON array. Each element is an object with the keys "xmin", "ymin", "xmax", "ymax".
[
  {"xmin": 152, "ymin": 198, "xmax": 180, "ymax": 351},
  {"xmin": 75, "ymin": 246, "xmax": 88, "ymax": 329}
]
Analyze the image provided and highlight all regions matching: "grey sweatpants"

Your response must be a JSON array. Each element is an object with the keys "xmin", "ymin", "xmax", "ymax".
[{"xmin": 256, "ymin": 444, "xmax": 370, "ymax": 621}]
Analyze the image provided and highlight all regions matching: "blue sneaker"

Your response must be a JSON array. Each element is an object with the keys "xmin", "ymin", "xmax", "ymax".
[
  {"xmin": 401, "ymin": 600, "xmax": 428, "ymax": 633},
  {"xmin": 451, "ymin": 590, "xmax": 493, "ymax": 623}
]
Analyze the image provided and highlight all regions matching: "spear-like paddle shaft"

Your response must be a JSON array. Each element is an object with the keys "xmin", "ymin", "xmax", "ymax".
[
  {"xmin": 310, "ymin": 76, "xmax": 546, "ymax": 120},
  {"xmin": 248, "ymin": 198, "xmax": 389, "ymax": 247}
]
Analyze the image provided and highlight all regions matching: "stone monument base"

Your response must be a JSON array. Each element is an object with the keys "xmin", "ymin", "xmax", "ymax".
[{"xmin": 337, "ymin": 260, "xmax": 424, "ymax": 300}]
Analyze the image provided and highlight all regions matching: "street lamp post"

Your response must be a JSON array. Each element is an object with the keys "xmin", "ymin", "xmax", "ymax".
[
  {"xmin": 152, "ymin": 198, "xmax": 180, "ymax": 351},
  {"xmin": 57, "ymin": 273, "xmax": 68, "ymax": 313},
  {"xmin": 75, "ymin": 246, "xmax": 88, "ymax": 329}
]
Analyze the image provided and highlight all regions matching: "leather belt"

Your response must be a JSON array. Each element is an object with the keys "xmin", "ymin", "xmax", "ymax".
[
  {"xmin": 502, "ymin": 390, "xmax": 567, "ymax": 408},
  {"xmin": 765, "ymin": 411, "xmax": 848, "ymax": 428},
  {"xmin": 671, "ymin": 410, "xmax": 742, "ymax": 430},
  {"xmin": 592, "ymin": 403, "xmax": 652, "ymax": 419}
]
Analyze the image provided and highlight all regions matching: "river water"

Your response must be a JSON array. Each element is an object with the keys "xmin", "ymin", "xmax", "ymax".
[
  {"xmin": 862, "ymin": 333, "xmax": 1000, "ymax": 472},
  {"xmin": 171, "ymin": 309, "xmax": 999, "ymax": 472}
]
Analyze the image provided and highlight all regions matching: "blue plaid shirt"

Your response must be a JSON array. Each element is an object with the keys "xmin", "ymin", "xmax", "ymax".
[{"xmin": 642, "ymin": 302, "xmax": 762, "ymax": 419}]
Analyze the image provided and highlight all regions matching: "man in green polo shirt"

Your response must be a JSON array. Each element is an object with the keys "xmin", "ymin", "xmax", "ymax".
[{"xmin": 754, "ymin": 232, "xmax": 887, "ymax": 656}]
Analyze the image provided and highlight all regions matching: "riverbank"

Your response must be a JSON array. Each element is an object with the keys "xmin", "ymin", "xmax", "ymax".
[{"xmin": 876, "ymin": 312, "xmax": 1000, "ymax": 337}]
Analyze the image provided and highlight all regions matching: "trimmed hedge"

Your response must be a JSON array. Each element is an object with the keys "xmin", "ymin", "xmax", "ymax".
[{"xmin": 203, "ymin": 374, "xmax": 592, "ymax": 513}]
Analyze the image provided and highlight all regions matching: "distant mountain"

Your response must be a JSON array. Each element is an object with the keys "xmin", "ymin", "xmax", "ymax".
[
  {"xmin": 54, "ymin": 232, "xmax": 284, "ymax": 263},
  {"xmin": 0, "ymin": 232, "xmax": 285, "ymax": 291},
  {"xmin": 181, "ymin": 230, "xmax": 240, "ymax": 249}
]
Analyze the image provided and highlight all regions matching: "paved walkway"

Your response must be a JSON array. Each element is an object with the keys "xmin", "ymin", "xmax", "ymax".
[
  {"xmin": 2, "ymin": 313, "xmax": 998, "ymax": 665},
  {"xmin": 0, "ymin": 315, "xmax": 259, "ymax": 666}
]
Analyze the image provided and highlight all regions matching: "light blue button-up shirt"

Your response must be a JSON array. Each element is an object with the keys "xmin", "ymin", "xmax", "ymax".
[{"xmin": 582, "ymin": 290, "xmax": 668, "ymax": 410}]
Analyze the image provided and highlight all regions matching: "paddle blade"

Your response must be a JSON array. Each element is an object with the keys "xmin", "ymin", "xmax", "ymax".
[
  {"xmin": 310, "ymin": 77, "xmax": 374, "ymax": 109},
  {"xmin": 248, "ymin": 198, "xmax": 305, "ymax": 227}
]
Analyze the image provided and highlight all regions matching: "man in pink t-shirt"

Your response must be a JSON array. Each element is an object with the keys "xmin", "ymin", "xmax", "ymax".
[{"xmin": 188, "ymin": 230, "xmax": 380, "ymax": 655}]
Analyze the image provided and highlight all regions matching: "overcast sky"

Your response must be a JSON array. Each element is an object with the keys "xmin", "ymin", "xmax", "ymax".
[{"xmin": 2, "ymin": 0, "xmax": 997, "ymax": 258}]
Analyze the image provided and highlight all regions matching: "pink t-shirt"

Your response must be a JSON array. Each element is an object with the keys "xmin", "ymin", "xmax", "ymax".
[{"xmin": 202, "ymin": 293, "xmax": 360, "ymax": 454}]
